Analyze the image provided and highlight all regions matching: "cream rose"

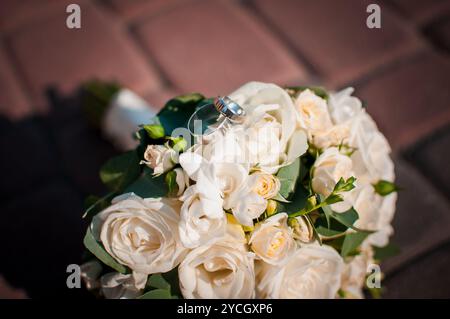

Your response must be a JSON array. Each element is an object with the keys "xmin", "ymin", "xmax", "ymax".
[
  {"xmin": 257, "ymin": 244, "xmax": 344, "ymax": 299},
  {"xmin": 250, "ymin": 172, "xmax": 280, "ymax": 199},
  {"xmin": 94, "ymin": 194, "xmax": 187, "ymax": 289},
  {"xmin": 178, "ymin": 238, "xmax": 255, "ymax": 299},
  {"xmin": 178, "ymin": 184, "xmax": 226, "ymax": 248},
  {"xmin": 294, "ymin": 89, "xmax": 333, "ymax": 137},
  {"xmin": 249, "ymin": 213, "xmax": 296, "ymax": 265},
  {"xmin": 141, "ymin": 144, "xmax": 176, "ymax": 175},
  {"xmin": 100, "ymin": 272, "xmax": 141, "ymax": 299},
  {"xmin": 290, "ymin": 216, "xmax": 314, "ymax": 243},
  {"xmin": 229, "ymin": 82, "xmax": 308, "ymax": 173},
  {"xmin": 173, "ymin": 168, "xmax": 190, "ymax": 196},
  {"xmin": 340, "ymin": 244, "xmax": 374, "ymax": 299},
  {"xmin": 311, "ymin": 147, "xmax": 354, "ymax": 212}
]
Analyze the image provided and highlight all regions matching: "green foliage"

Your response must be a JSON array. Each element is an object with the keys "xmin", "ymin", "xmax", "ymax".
[
  {"xmin": 373, "ymin": 243, "xmax": 400, "ymax": 261},
  {"xmin": 165, "ymin": 170, "xmax": 179, "ymax": 197},
  {"xmin": 147, "ymin": 274, "xmax": 171, "ymax": 290},
  {"xmin": 83, "ymin": 227, "xmax": 128, "ymax": 274},
  {"xmin": 285, "ymin": 86, "xmax": 329, "ymax": 100},
  {"xmin": 143, "ymin": 124, "xmax": 165, "ymax": 139},
  {"xmin": 276, "ymin": 158, "xmax": 301, "ymax": 199},
  {"xmin": 341, "ymin": 232, "xmax": 370, "ymax": 257},
  {"xmin": 99, "ymin": 151, "xmax": 141, "ymax": 192},
  {"xmin": 157, "ymin": 93, "xmax": 205, "ymax": 134},
  {"xmin": 83, "ymin": 192, "xmax": 115, "ymax": 219},
  {"xmin": 138, "ymin": 289, "xmax": 172, "ymax": 299},
  {"xmin": 81, "ymin": 80, "xmax": 121, "ymax": 128},
  {"xmin": 373, "ymin": 180, "xmax": 399, "ymax": 196},
  {"xmin": 124, "ymin": 167, "xmax": 168, "ymax": 198}
]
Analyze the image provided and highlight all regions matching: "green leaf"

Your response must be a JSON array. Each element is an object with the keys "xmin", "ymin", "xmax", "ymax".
[
  {"xmin": 373, "ymin": 243, "xmax": 400, "ymax": 261},
  {"xmin": 143, "ymin": 124, "xmax": 165, "ymax": 139},
  {"xmin": 81, "ymin": 80, "xmax": 121, "ymax": 128},
  {"xmin": 138, "ymin": 289, "xmax": 172, "ymax": 299},
  {"xmin": 162, "ymin": 268, "xmax": 182, "ymax": 298},
  {"xmin": 276, "ymin": 158, "xmax": 301, "ymax": 199},
  {"xmin": 282, "ymin": 184, "xmax": 309, "ymax": 214},
  {"xmin": 165, "ymin": 170, "xmax": 178, "ymax": 197},
  {"xmin": 285, "ymin": 86, "xmax": 329, "ymax": 100},
  {"xmin": 373, "ymin": 180, "xmax": 399, "ymax": 196},
  {"xmin": 83, "ymin": 227, "xmax": 128, "ymax": 274},
  {"xmin": 333, "ymin": 176, "xmax": 356, "ymax": 193},
  {"xmin": 305, "ymin": 214, "xmax": 322, "ymax": 245},
  {"xmin": 341, "ymin": 232, "xmax": 370, "ymax": 257},
  {"xmin": 330, "ymin": 207, "xmax": 359, "ymax": 229},
  {"xmin": 315, "ymin": 215, "xmax": 348, "ymax": 237},
  {"xmin": 99, "ymin": 151, "xmax": 141, "ymax": 192},
  {"xmin": 147, "ymin": 274, "xmax": 171, "ymax": 290},
  {"xmin": 124, "ymin": 167, "xmax": 168, "ymax": 198},
  {"xmin": 157, "ymin": 93, "xmax": 205, "ymax": 134},
  {"xmin": 82, "ymin": 192, "xmax": 115, "ymax": 219}
]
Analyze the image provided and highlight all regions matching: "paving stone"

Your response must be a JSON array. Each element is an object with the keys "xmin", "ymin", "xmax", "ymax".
[
  {"xmin": 0, "ymin": 45, "xmax": 32, "ymax": 120},
  {"xmin": 134, "ymin": 0, "xmax": 307, "ymax": 96},
  {"xmin": 0, "ymin": 0, "xmax": 77, "ymax": 32},
  {"xmin": 381, "ymin": 157, "xmax": 450, "ymax": 276},
  {"xmin": 0, "ymin": 180, "xmax": 88, "ymax": 298},
  {"xmin": 7, "ymin": 1, "xmax": 161, "ymax": 111},
  {"xmin": 404, "ymin": 127, "xmax": 450, "ymax": 199},
  {"xmin": 0, "ymin": 117, "xmax": 60, "ymax": 202},
  {"xmin": 106, "ymin": 0, "xmax": 186, "ymax": 19},
  {"xmin": 388, "ymin": 0, "xmax": 450, "ymax": 25},
  {"xmin": 355, "ymin": 50, "xmax": 450, "ymax": 150},
  {"xmin": 251, "ymin": 0, "xmax": 423, "ymax": 86},
  {"xmin": 383, "ymin": 241, "xmax": 450, "ymax": 298}
]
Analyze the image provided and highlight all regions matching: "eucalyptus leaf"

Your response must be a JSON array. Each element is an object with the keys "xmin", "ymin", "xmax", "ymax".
[
  {"xmin": 138, "ymin": 289, "xmax": 172, "ymax": 299},
  {"xmin": 99, "ymin": 151, "xmax": 141, "ymax": 192},
  {"xmin": 276, "ymin": 158, "xmax": 301, "ymax": 199},
  {"xmin": 83, "ymin": 227, "xmax": 128, "ymax": 274}
]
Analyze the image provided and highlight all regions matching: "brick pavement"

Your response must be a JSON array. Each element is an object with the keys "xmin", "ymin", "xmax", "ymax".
[{"xmin": 0, "ymin": 0, "xmax": 449, "ymax": 298}]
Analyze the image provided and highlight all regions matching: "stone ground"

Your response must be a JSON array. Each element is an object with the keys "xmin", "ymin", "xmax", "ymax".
[{"xmin": 0, "ymin": 0, "xmax": 449, "ymax": 298}]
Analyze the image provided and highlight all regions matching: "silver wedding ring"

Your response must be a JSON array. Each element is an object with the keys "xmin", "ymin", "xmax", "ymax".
[{"xmin": 214, "ymin": 96, "xmax": 245, "ymax": 123}]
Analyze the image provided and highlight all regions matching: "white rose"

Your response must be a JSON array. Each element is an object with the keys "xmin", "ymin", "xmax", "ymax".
[
  {"xmin": 178, "ymin": 238, "xmax": 255, "ymax": 299},
  {"xmin": 328, "ymin": 87, "xmax": 363, "ymax": 125},
  {"xmin": 257, "ymin": 244, "xmax": 344, "ymax": 299},
  {"xmin": 294, "ymin": 89, "xmax": 333, "ymax": 137},
  {"xmin": 94, "ymin": 194, "xmax": 188, "ymax": 289},
  {"xmin": 249, "ymin": 213, "xmax": 296, "ymax": 265},
  {"xmin": 141, "ymin": 144, "xmax": 176, "ymax": 175},
  {"xmin": 249, "ymin": 172, "xmax": 280, "ymax": 199},
  {"xmin": 311, "ymin": 147, "xmax": 354, "ymax": 212},
  {"xmin": 229, "ymin": 82, "xmax": 308, "ymax": 173},
  {"xmin": 100, "ymin": 272, "xmax": 141, "ymax": 299},
  {"xmin": 173, "ymin": 168, "xmax": 190, "ymax": 196},
  {"xmin": 290, "ymin": 216, "xmax": 314, "ymax": 243},
  {"xmin": 179, "ymin": 184, "xmax": 227, "ymax": 248},
  {"xmin": 340, "ymin": 244, "xmax": 373, "ymax": 299},
  {"xmin": 353, "ymin": 185, "xmax": 397, "ymax": 247}
]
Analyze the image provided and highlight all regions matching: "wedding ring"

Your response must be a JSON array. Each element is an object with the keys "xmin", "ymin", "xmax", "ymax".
[{"xmin": 213, "ymin": 96, "xmax": 245, "ymax": 123}]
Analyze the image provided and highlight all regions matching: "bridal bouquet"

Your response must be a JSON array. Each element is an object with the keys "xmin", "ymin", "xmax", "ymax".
[{"xmin": 80, "ymin": 82, "xmax": 398, "ymax": 299}]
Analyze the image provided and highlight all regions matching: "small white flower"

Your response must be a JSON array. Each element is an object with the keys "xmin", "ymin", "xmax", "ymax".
[
  {"xmin": 178, "ymin": 183, "xmax": 226, "ymax": 249},
  {"xmin": 257, "ymin": 243, "xmax": 344, "ymax": 299},
  {"xmin": 294, "ymin": 89, "xmax": 333, "ymax": 138},
  {"xmin": 141, "ymin": 144, "xmax": 176, "ymax": 175},
  {"xmin": 250, "ymin": 172, "xmax": 281, "ymax": 199},
  {"xmin": 173, "ymin": 168, "xmax": 190, "ymax": 196},
  {"xmin": 249, "ymin": 213, "xmax": 296, "ymax": 265}
]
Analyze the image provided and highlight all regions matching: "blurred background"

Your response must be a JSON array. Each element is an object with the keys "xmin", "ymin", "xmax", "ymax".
[{"xmin": 0, "ymin": 0, "xmax": 449, "ymax": 299}]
